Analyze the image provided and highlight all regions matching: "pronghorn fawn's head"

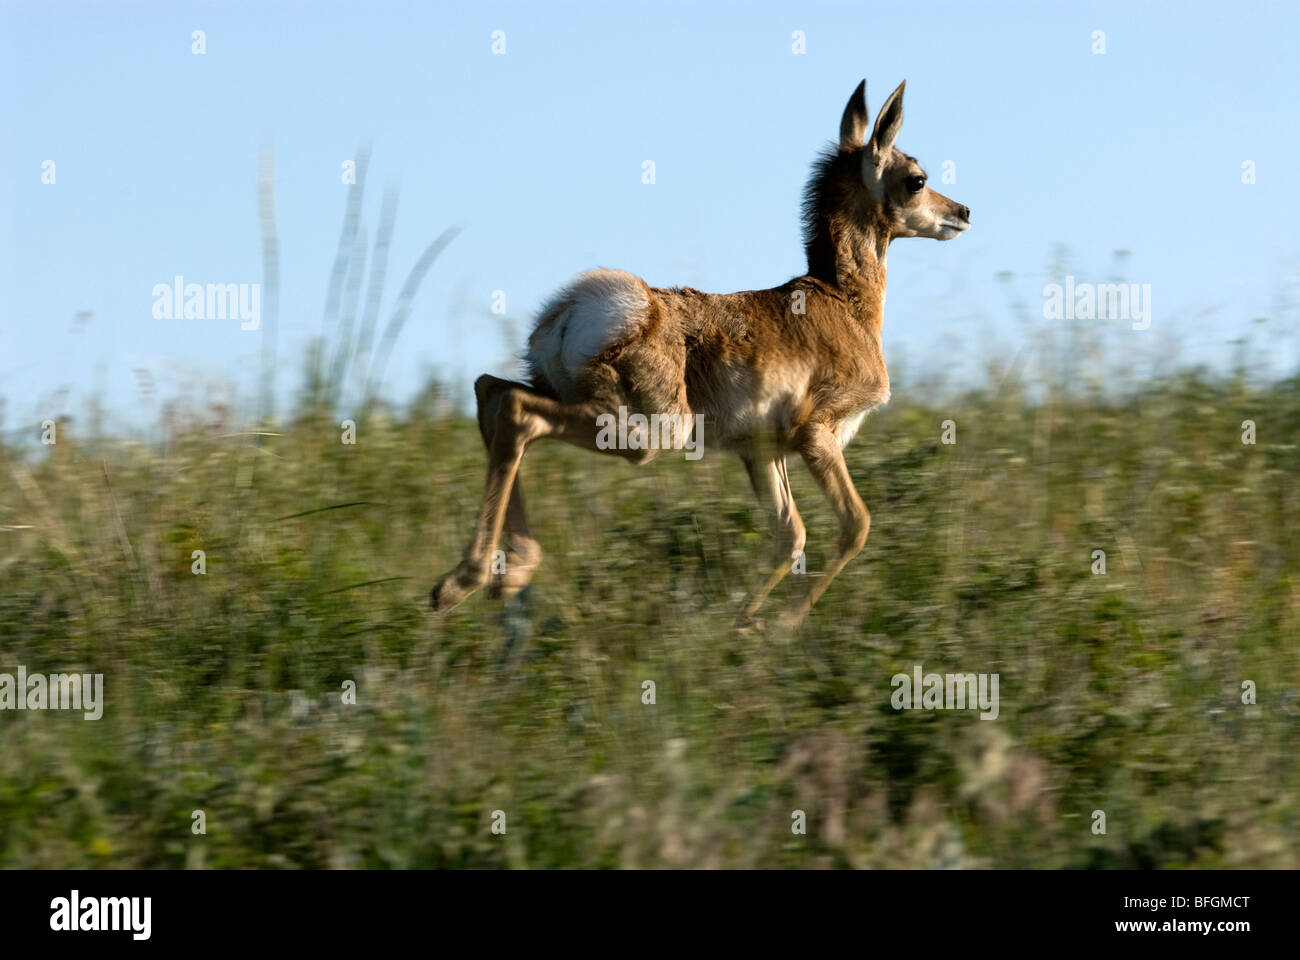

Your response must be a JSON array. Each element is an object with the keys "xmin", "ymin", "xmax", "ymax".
[{"xmin": 835, "ymin": 79, "xmax": 970, "ymax": 242}]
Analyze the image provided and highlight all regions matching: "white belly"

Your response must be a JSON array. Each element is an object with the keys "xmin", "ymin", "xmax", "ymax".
[{"xmin": 836, "ymin": 384, "xmax": 890, "ymax": 448}]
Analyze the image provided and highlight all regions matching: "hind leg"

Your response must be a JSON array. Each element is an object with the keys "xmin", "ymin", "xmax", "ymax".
[
  {"xmin": 472, "ymin": 376, "xmax": 543, "ymax": 599},
  {"xmin": 431, "ymin": 381, "xmax": 648, "ymax": 612}
]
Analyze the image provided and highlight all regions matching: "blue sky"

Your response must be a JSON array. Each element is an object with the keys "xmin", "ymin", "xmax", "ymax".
[{"xmin": 2, "ymin": 0, "xmax": 1298, "ymax": 431}]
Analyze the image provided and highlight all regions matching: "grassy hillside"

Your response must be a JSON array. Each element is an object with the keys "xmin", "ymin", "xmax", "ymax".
[{"xmin": 1, "ymin": 368, "xmax": 1297, "ymax": 868}]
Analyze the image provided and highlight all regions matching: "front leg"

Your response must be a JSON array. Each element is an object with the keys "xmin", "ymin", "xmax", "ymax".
[{"xmin": 785, "ymin": 422, "xmax": 871, "ymax": 626}]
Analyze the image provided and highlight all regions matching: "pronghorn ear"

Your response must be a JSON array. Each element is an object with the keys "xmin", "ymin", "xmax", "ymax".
[
  {"xmin": 839, "ymin": 80, "xmax": 869, "ymax": 150},
  {"xmin": 870, "ymin": 80, "xmax": 905, "ymax": 158}
]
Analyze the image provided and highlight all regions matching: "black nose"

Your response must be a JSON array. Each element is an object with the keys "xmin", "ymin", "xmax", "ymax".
[{"xmin": 958, "ymin": 205, "xmax": 971, "ymax": 222}]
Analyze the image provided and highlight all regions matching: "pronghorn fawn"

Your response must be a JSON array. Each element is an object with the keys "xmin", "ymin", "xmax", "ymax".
[{"xmin": 431, "ymin": 79, "xmax": 970, "ymax": 627}]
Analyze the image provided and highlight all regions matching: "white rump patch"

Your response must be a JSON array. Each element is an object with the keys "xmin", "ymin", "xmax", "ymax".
[{"xmin": 527, "ymin": 269, "xmax": 651, "ymax": 399}]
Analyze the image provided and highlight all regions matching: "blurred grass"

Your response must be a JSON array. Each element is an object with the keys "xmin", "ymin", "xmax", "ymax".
[{"xmin": 1, "ymin": 363, "xmax": 1297, "ymax": 869}]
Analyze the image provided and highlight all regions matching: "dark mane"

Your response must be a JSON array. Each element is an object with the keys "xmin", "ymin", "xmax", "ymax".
[{"xmin": 800, "ymin": 145, "xmax": 858, "ymax": 285}]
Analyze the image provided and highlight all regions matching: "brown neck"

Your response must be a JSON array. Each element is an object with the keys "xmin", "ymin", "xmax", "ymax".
[{"xmin": 806, "ymin": 213, "xmax": 889, "ymax": 339}]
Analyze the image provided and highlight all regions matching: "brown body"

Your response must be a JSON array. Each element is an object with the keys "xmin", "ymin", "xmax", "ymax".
[{"xmin": 431, "ymin": 79, "xmax": 970, "ymax": 626}]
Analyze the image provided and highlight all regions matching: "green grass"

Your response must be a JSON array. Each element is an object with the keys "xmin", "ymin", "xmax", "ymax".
[{"xmin": 1, "ymin": 366, "xmax": 1297, "ymax": 868}]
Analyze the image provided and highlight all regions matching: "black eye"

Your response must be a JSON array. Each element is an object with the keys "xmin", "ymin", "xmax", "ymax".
[{"xmin": 906, "ymin": 175, "xmax": 926, "ymax": 194}]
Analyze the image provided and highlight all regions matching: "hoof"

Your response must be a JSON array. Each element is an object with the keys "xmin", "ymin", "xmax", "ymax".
[{"xmin": 429, "ymin": 564, "xmax": 488, "ymax": 613}]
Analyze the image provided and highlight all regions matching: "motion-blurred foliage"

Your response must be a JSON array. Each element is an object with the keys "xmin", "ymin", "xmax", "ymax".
[{"xmin": 2, "ymin": 360, "xmax": 1296, "ymax": 868}]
